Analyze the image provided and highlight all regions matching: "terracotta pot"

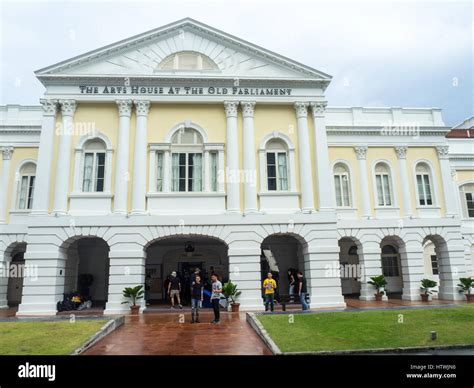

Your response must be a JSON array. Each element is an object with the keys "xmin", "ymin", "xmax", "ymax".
[
  {"xmin": 466, "ymin": 294, "xmax": 474, "ymax": 303},
  {"xmin": 231, "ymin": 303, "xmax": 240, "ymax": 312},
  {"xmin": 374, "ymin": 294, "xmax": 383, "ymax": 301},
  {"xmin": 130, "ymin": 305, "xmax": 141, "ymax": 315},
  {"xmin": 421, "ymin": 294, "xmax": 430, "ymax": 302}
]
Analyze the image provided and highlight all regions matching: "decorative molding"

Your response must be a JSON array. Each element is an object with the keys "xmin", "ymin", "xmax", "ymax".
[
  {"xmin": 224, "ymin": 101, "xmax": 238, "ymax": 118},
  {"xmin": 354, "ymin": 146, "xmax": 368, "ymax": 160},
  {"xmin": 39, "ymin": 99, "xmax": 58, "ymax": 116},
  {"xmin": 294, "ymin": 102, "xmax": 308, "ymax": 118},
  {"xmin": 134, "ymin": 100, "xmax": 150, "ymax": 117},
  {"xmin": 310, "ymin": 101, "xmax": 327, "ymax": 116},
  {"xmin": 395, "ymin": 146, "xmax": 408, "ymax": 159},
  {"xmin": 116, "ymin": 99, "xmax": 133, "ymax": 117},
  {"xmin": 436, "ymin": 145, "xmax": 449, "ymax": 159},
  {"xmin": 59, "ymin": 99, "xmax": 77, "ymax": 116},
  {"xmin": 1, "ymin": 146, "xmax": 14, "ymax": 160},
  {"xmin": 241, "ymin": 101, "xmax": 256, "ymax": 118}
]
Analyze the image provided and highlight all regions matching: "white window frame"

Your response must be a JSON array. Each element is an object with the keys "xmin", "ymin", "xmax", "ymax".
[
  {"xmin": 14, "ymin": 161, "xmax": 37, "ymax": 211},
  {"xmin": 333, "ymin": 163, "xmax": 352, "ymax": 207},
  {"xmin": 413, "ymin": 161, "xmax": 438, "ymax": 207},
  {"xmin": 171, "ymin": 151, "xmax": 203, "ymax": 192},
  {"xmin": 266, "ymin": 150, "xmax": 289, "ymax": 192},
  {"xmin": 373, "ymin": 161, "xmax": 396, "ymax": 208},
  {"xmin": 381, "ymin": 245, "xmax": 401, "ymax": 277},
  {"xmin": 459, "ymin": 182, "xmax": 474, "ymax": 218},
  {"xmin": 82, "ymin": 150, "xmax": 106, "ymax": 192}
]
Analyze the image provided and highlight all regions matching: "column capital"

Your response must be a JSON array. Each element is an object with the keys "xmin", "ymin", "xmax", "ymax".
[
  {"xmin": 59, "ymin": 99, "xmax": 77, "ymax": 117},
  {"xmin": 241, "ymin": 101, "xmax": 256, "ymax": 118},
  {"xmin": 354, "ymin": 146, "xmax": 368, "ymax": 160},
  {"xmin": 310, "ymin": 101, "xmax": 328, "ymax": 117},
  {"xmin": 134, "ymin": 100, "xmax": 150, "ymax": 117},
  {"xmin": 1, "ymin": 146, "xmax": 14, "ymax": 161},
  {"xmin": 116, "ymin": 99, "xmax": 133, "ymax": 117},
  {"xmin": 294, "ymin": 102, "xmax": 308, "ymax": 118},
  {"xmin": 224, "ymin": 101, "xmax": 239, "ymax": 118},
  {"xmin": 40, "ymin": 99, "xmax": 58, "ymax": 116},
  {"xmin": 436, "ymin": 145, "xmax": 449, "ymax": 159},
  {"xmin": 395, "ymin": 146, "xmax": 408, "ymax": 159}
]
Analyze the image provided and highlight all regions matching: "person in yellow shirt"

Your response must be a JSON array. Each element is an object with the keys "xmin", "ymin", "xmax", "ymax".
[{"xmin": 263, "ymin": 272, "xmax": 277, "ymax": 312}]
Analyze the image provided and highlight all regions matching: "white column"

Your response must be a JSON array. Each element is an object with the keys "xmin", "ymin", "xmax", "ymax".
[
  {"xmin": 395, "ymin": 146, "xmax": 413, "ymax": 217},
  {"xmin": 0, "ymin": 147, "xmax": 13, "ymax": 223},
  {"xmin": 53, "ymin": 100, "xmax": 76, "ymax": 215},
  {"xmin": 241, "ymin": 101, "xmax": 258, "ymax": 213},
  {"xmin": 224, "ymin": 101, "xmax": 240, "ymax": 212},
  {"xmin": 294, "ymin": 102, "xmax": 314, "ymax": 212},
  {"xmin": 148, "ymin": 149, "xmax": 156, "ymax": 193},
  {"xmin": 163, "ymin": 149, "xmax": 171, "ymax": 192},
  {"xmin": 114, "ymin": 99, "xmax": 133, "ymax": 214},
  {"xmin": 131, "ymin": 100, "xmax": 150, "ymax": 214},
  {"xmin": 437, "ymin": 145, "xmax": 457, "ymax": 217},
  {"xmin": 354, "ymin": 146, "xmax": 371, "ymax": 218},
  {"xmin": 31, "ymin": 99, "xmax": 58, "ymax": 215},
  {"xmin": 310, "ymin": 102, "xmax": 334, "ymax": 211},
  {"xmin": 359, "ymin": 240, "xmax": 386, "ymax": 301}
]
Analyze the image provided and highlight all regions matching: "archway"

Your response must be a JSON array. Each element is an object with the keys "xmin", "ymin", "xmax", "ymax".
[
  {"xmin": 5, "ymin": 242, "xmax": 27, "ymax": 308},
  {"xmin": 338, "ymin": 237, "xmax": 361, "ymax": 298},
  {"xmin": 422, "ymin": 240, "xmax": 439, "ymax": 297},
  {"xmin": 145, "ymin": 235, "xmax": 228, "ymax": 309},
  {"xmin": 380, "ymin": 236, "xmax": 404, "ymax": 298},
  {"xmin": 260, "ymin": 234, "xmax": 306, "ymax": 303},
  {"xmin": 61, "ymin": 237, "xmax": 110, "ymax": 310}
]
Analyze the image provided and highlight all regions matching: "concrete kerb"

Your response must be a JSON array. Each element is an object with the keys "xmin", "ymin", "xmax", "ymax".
[
  {"xmin": 71, "ymin": 316, "xmax": 124, "ymax": 355},
  {"xmin": 246, "ymin": 312, "xmax": 281, "ymax": 355}
]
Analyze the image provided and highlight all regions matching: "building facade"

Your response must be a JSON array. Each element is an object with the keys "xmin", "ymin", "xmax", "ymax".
[{"xmin": 0, "ymin": 18, "xmax": 473, "ymax": 315}]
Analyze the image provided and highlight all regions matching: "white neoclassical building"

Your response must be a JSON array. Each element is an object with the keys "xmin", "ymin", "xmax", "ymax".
[{"xmin": 0, "ymin": 18, "xmax": 473, "ymax": 315}]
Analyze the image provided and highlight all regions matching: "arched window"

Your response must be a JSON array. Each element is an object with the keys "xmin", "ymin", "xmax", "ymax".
[
  {"xmin": 374, "ymin": 163, "xmax": 393, "ymax": 206},
  {"xmin": 416, "ymin": 163, "xmax": 433, "ymax": 206},
  {"xmin": 265, "ymin": 139, "xmax": 289, "ymax": 191},
  {"xmin": 460, "ymin": 183, "xmax": 474, "ymax": 218},
  {"xmin": 381, "ymin": 244, "xmax": 400, "ymax": 277},
  {"xmin": 333, "ymin": 163, "xmax": 351, "ymax": 207},
  {"xmin": 82, "ymin": 140, "xmax": 106, "ymax": 192},
  {"xmin": 17, "ymin": 162, "xmax": 36, "ymax": 210},
  {"xmin": 158, "ymin": 51, "xmax": 218, "ymax": 71},
  {"xmin": 171, "ymin": 127, "xmax": 203, "ymax": 192}
]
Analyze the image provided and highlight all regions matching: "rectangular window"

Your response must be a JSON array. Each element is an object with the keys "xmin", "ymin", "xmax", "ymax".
[
  {"xmin": 466, "ymin": 193, "xmax": 474, "ymax": 218},
  {"xmin": 210, "ymin": 152, "xmax": 218, "ymax": 192},
  {"xmin": 156, "ymin": 152, "xmax": 163, "ymax": 192},
  {"xmin": 382, "ymin": 256, "xmax": 400, "ymax": 277},
  {"xmin": 171, "ymin": 152, "xmax": 203, "ymax": 192},
  {"xmin": 27, "ymin": 176, "xmax": 35, "ymax": 209},
  {"xmin": 334, "ymin": 174, "xmax": 350, "ymax": 207},
  {"xmin": 266, "ymin": 152, "xmax": 288, "ymax": 191},
  {"xmin": 430, "ymin": 255, "xmax": 439, "ymax": 275},
  {"xmin": 82, "ymin": 152, "xmax": 105, "ymax": 192},
  {"xmin": 376, "ymin": 174, "xmax": 392, "ymax": 206},
  {"xmin": 417, "ymin": 174, "xmax": 433, "ymax": 206}
]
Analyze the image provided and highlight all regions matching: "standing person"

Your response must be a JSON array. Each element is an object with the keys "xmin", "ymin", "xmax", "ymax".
[
  {"xmin": 191, "ymin": 275, "xmax": 204, "ymax": 323},
  {"xmin": 297, "ymin": 271, "xmax": 309, "ymax": 311},
  {"xmin": 210, "ymin": 274, "xmax": 222, "ymax": 324},
  {"xmin": 191, "ymin": 268, "xmax": 201, "ymax": 285},
  {"xmin": 168, "ymin": 271, "xmax": 183, "ymax": 309},
  {"xmin": 263, "ymin": 272, "xmax": 277, "ymax": 312},
  {"xmin": 288, "ymin": 269, "xmax": 296, "ymax": 303}
]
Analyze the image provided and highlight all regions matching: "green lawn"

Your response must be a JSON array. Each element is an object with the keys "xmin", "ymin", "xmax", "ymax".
[
  {"xmin": 258, "ymin": 306, "xmax": 474, "ymax": 353},
  {"xmin": 0, "ymin": 320, "xmax": 106, "ymax": 355}
]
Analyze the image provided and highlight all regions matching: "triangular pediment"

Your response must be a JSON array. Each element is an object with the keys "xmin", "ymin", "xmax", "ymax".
[{"xmin": 35, "ymin": 18, "xmax": 331, "ymax": 83}]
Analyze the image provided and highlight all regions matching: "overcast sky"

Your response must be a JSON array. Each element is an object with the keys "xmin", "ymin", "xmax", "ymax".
[{"xmin": 0, "ymin": 0, "xmax": 472, "ymax": 126}]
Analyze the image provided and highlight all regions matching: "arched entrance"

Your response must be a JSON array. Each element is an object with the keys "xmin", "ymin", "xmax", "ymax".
[
  {"xmin": 380, "ymin": 237, "xmax": 404, "ymax": 298},
  {"xmin": 5, "ymin": 242, "xmax": 27, "ymax": 308},
  {"xmin": 260, "ymin": 234, "xmax": 307, "ymax": 303},
  {"xmin": 338, "ymin": 237, "xmax": 361, "ymax": 297},
  {"xmin": 61, "ymin": 237, "xmax": 110, "ymax": 310},
  {"xmin": 145, "ymin": 235, "xmax": 228, "ymax": 308}
]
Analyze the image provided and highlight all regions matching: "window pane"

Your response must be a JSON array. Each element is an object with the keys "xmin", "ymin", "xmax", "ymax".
[
  {"xmin": 266, "ymin": 152, "xmax": 275, "ymax": 165},
  {"xmin": 18, "ymin": 176, "xmax": 28, "ymax": 209},
  {"xmin": 268, "ymin": 178, "xmax": 277, "ymax": 191},
  {"xmin": 188, "ymin": 153, "xmax": 202, "ymax": 192},
  {"xmin": 466, "ymin": 193, "xmax": 474, "ymax": 217},
  {"xmin": 423, "ymin": 175, "xmax": 432, "ymax": 205},
  {"xmin": 156, "ymin": 153, "xmax": 163, "ymax": 192},
  {"xmin": 334, "ymin": 175, "xmax": 342, "ymax": 207},
  {"xmin": 210, "ymin": 152, "xmax": 217, "ymax": 192},
  {"xmin": 376, "ymin": 175, "xmax": 384, "ymax": 206},
  {"xmin": 82, "ymin": 153, "xmax": 94, "ymax": 192},
  {"xmin": 27, "ymin": 176, "xmax": 35, "ymax": 209},
  {"xmin": 382, "ymin": 175, "xmax": 391, "ymax": 206},
  {"xmin": 431, "ymin": 255, "xmax": 439, "ymax": 275},
  {"xmin": 95, "ymin": 153, "xmax": 105, "ymax": 192},
  {"xmin": 416, "ymin": 174, "xmax": 425, "ymax": 205},
  {"xmin": 277, "ymin": 153, "xmax": 288, "ymax": 191},
  {"xmin": 171, "ymin": 153, "xmax": 180, "ymax": 191},
  {"xmin": 342, "ymin": 175, "xmax": 350, "ymax": 206}
]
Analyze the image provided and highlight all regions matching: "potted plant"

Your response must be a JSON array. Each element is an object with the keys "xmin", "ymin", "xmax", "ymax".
[
  {"xmin": 121, "ymin": 285, "xmax": 144, "ymax": 315},
  {"xmin": 368, "ymin": 275, "xmax": 387, "ymax": 301},
  {"xmin": 420, "ymin": 278, "xmax": 437, "ymax": 302},
  {"xmin": 222, "ymin": 281, "xmax": 241, "ymax": 312},
  {"xmin": 458, "ymin": 277, "xmax": 474, "ymax": 303}
]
